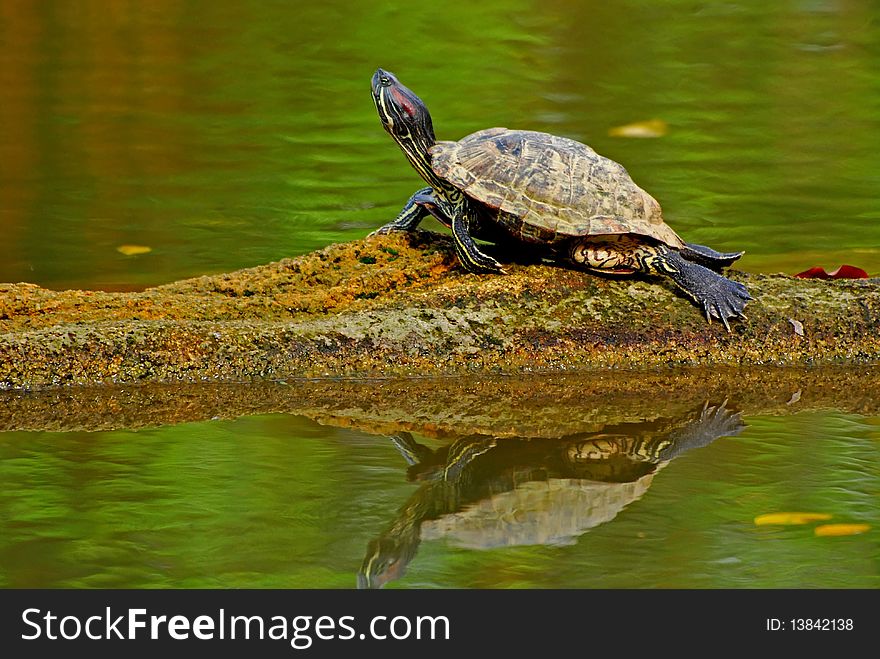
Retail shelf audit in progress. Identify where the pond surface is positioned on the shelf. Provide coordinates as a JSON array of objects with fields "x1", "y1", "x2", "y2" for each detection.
[
  {"x1": 0, "y1": 0, "x2": 878, "y2": 588},
  {"x1": 0, "y1": 388, "x2": 878, "y2": 589}
]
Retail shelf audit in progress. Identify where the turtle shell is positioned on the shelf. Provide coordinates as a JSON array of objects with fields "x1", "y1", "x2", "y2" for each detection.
[
  {"x1": 420, "y1": 473, "x2": 658, "y2": 549},
  {"x1": 429, "y1": 127, "x2": 685, "y2": 248}
]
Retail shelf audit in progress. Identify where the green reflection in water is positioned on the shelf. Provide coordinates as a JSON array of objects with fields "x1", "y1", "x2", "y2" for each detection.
[
  {"x1": 0, "y1": 416, "x2": 410, "y2": 588},
  {"x1": 1, "y1": 0, "x2": 878, "y2": 289},
  {"x1": 0, "y1": 408, "x2": 877, "y2": 589}
]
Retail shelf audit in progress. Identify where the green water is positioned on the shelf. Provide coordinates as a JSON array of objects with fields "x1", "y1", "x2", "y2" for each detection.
[
  {"x1": 0, "y1": 405, "x2": 878, "y2": 589},
  {"x1": 2, "y1": 0, "x2": 879, "y2": 288},
  {"x1": 1, "y1": 0, "x2": 879, "y2": 588}
]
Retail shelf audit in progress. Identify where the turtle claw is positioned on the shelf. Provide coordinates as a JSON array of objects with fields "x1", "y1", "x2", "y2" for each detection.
[
  {"x1": 707, "y1": 277, "x2": 750, "y2": 330},
  {"x1": 720, "y1": 310, "x2": 731, "y2": 333},
  {"x1": 734, "y1": 282, "x2": 752, "y2": 301},
  {"x1": 703, "y1": 301, "x2": 732, "y2": 332},
  {"x1": 469, "y1": 255, "x2": 506, "y2": 275},
  {"x1": 455, "y1": 254, "x2": 505, "y2": 275},
  {"x1": 479, "y1": 253, "x2": 507, "y2": 275},
  {"x1": 368, "y1": 225, "x2": 406, "y2": 238},
  {"x1": 450, "y1": 220, "x2": 506, "y2": 274}
]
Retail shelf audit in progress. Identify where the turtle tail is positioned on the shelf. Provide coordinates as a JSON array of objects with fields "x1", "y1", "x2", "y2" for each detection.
[{"x1": 680, "y1": 242, "x2": 744, "y2": 270}]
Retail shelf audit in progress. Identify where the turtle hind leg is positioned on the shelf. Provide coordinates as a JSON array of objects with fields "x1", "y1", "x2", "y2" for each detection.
[
  {"x1": 569, "y1": 237, "x2": 750, "y2": 329},
  {"x1": 647, "y1": 247, "x2": 751, "y2": 330},
  {"x1": 680, "y1": 242, "x2": 744, "y2": 270}
]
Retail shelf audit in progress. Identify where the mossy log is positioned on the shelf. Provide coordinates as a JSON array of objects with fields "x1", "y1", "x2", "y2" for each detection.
[{"x1": 1, "y1": 231, "x2": 878, "y2": 390}]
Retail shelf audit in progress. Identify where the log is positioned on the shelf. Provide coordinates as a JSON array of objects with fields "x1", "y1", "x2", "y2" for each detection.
[{"x1": 1, "y1": 230, "x2": 878, "y2": 390}]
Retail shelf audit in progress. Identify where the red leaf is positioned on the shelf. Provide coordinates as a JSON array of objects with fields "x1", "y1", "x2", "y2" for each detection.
[
  {"x1": 795, "y1": 266, "x2": 830, "y2": 279},
  {"x1": 795, "y1": 264, "x2": 869, "y2": 279},
  {"x1": 828, "y1": 265, "x2": 868, "y2": 279}
]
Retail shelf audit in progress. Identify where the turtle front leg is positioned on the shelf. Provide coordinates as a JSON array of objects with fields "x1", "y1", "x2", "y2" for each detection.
[
  {"x1": 569, "y1": 236, "x2": 750, "y2": 330},
  {"x1": 370, "y1": 187, "x2": 450, "y2": 235},
  {"x1": 451, "y1": 210, "x2": 506, "y2": 274}
]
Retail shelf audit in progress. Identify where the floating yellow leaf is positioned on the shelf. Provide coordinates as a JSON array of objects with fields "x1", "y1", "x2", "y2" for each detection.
[
  {"x1": 117, "y1": 245, "x2": 152, "y2": 256},
  {"x1": 608, "y1": 118, "x2": 669, "y2": 138},
  {"x1": 754, "y1": 512, "x2": 832, "y2": 526},
  {"x1": 814, "y1": 524, "x2": 870, "y2": 537}
]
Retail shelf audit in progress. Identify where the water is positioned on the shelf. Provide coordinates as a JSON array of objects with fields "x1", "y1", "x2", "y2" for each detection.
[
  {"x1": 2, "y1": 0, "x2": 879, "y2": 288},
  {"x1": 1, "y1": 0, "x2": 879, "y2": 588},
  {"x1": 0, "y1": 384, "x2": 878, "y2": 589}
]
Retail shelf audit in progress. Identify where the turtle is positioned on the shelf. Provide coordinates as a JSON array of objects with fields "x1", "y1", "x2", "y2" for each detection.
[
  {"x1": 357, "y1": 400, "x2": 744, "y2": 588},
  {"x1": 369, "y1": 68, "x2": 751, "y2": 329}
]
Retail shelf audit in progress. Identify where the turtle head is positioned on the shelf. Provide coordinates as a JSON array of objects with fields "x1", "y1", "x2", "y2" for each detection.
[
  {"x1": 357, "y1": 535, "x2": 415, "y2": 590},
  {"x1": 372, "y1": 68, "x2": 436, "y2": 162}
]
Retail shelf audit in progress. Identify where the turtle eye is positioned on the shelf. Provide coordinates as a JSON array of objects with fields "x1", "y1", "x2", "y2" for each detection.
[{"x1": 380, "y1": 75, "x2": 390, "y2": 86}]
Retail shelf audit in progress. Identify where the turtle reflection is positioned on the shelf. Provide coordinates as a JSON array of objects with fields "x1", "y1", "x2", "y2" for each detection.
[{"x1": 358, "y1": 401, "x2": 744, "y2": 588}]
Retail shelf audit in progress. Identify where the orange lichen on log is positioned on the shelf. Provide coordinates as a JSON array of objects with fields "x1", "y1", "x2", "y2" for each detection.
[{"x1": 1, "y1": 231, "x2": 878, "y2": 390}]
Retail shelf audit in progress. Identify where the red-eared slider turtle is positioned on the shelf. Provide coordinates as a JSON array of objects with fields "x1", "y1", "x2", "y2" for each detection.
[
  {"x1": 370, "y1": 68, "x2": 751, "y2": 328},
  {"x1": 358, "y1": 401, "x2": 744, "y2": 588}
]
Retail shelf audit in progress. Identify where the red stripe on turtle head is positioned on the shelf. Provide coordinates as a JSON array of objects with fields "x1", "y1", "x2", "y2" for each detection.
[{"x1": 390, "y1": 87, "x2": 417, "y2": 118}]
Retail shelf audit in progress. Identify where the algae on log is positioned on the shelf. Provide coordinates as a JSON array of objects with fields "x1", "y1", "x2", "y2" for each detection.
[{"x1": 0, "y1": 230, "x2": 878, "y2": 389}]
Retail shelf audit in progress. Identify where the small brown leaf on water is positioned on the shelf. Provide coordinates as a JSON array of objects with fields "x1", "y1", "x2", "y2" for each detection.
[
  {"x1": 754, "y1": 512, "x2": 832, "y2": 526},
  {"x1": 608, "y1": 119, "x2": 669, "y2": 138},
  {"x1": 814, "y1": 523, "x2": 870, "y2": 537},
  {"x1": 117, "y1": 245, "x2": 152, "y2": 256}
]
